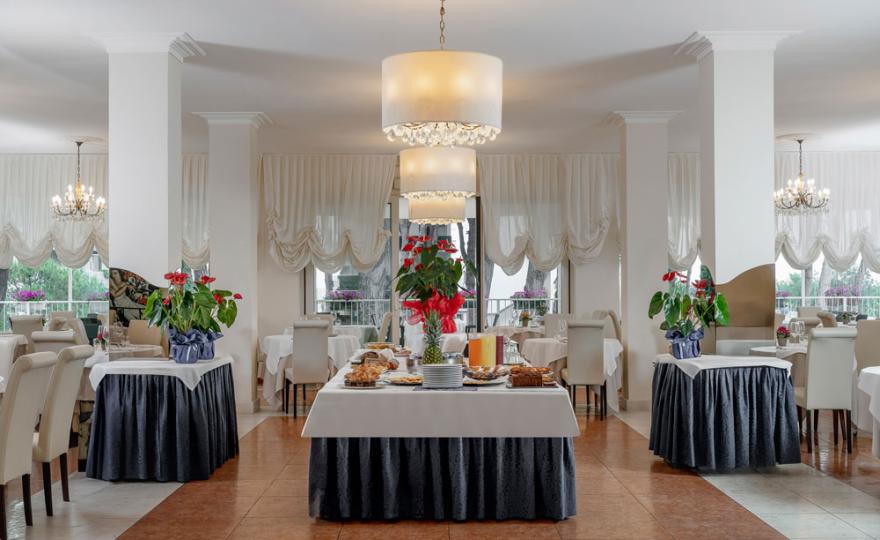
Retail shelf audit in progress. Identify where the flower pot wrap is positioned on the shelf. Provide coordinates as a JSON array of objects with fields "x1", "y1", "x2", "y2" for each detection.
[
  {"x1": 168, "y1": 328, "x2": 223, "y2": 364},
  {"x1": 666, "y1": 328, "x2": 704, "y2": 360}
]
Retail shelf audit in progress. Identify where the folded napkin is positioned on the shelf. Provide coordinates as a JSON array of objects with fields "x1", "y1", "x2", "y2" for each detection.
[{"x1": 378, "y1": 348, "x2": 396, "y2": 362}]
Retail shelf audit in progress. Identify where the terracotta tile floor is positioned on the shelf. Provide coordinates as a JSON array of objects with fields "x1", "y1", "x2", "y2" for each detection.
[{"x1": 117, "y1": 395, "x2": 785, "y2": 540}]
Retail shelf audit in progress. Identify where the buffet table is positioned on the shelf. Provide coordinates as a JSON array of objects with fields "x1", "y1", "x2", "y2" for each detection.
[
  {"x1": 86, "y1": 355, "x2": 238, "y2": 482},
  {"x1": 650, "y1": 354, "x2": 801, "y2": 470},
  {"x1": 334, "y1": 324, "x2": 379, "y2": 345},
  {"x1": 857, "y1": 367, "x2": 880, "y2": 458},
  {"x1": 303, "y1": 363, "x2": 579, "y2": 521},
  {"x1": 520, "y1": 337, "x2": 624, "y2": 412}
]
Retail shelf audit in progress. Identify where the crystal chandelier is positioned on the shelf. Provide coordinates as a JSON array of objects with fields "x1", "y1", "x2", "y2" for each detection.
[
  {"x1": 51, "y1": 141, "x2": 106, "y2": 221},
  {"x1": 773, "y1": 138, "x2": 830, "y2": 215},
  {"x1": 381, "y1": 0, "x2": 503, "y2": 147},
  {"x1": 399, "y1": 146, "x2": 476, "y2": 200}
]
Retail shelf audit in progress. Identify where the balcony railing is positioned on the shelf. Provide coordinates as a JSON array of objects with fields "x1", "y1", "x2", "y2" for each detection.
[
  {"x1": 775, "y1": 296, "x2": 880, "y2": 319},
  {"x1": 1, "y1": 300, "x2": 110, "y2": 332}
]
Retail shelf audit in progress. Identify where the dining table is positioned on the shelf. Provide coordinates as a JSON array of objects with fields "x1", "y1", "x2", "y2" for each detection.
[
  {"x1": 333, "y1": 324, "x2": 379, "y2": 345},
  {"x1": 260, "y1": 332, "x2": 361, "y2": 409},
  {"x1": 857, "y1": 367, "x2": 880, "y2": 458},
  {"x1": 86, "y1": 355, "x2": 238, "y2": 482},
  {"x1": 519, "y1": 337, "x2": 624, "y2": 413},
  {"x1": 485, "y1": 325, "x2": 545, "y2": 339},
  {"x1": 303, "y1": 362, "x2": 579, "y2": 521},
  {"x1": 650, "y1": 354, "x2": 801, "y2": 470}
]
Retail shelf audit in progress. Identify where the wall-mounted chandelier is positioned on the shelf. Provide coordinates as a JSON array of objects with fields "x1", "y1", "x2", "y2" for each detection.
[
  {"x1": 51, "y1": 140, "x2": 106, "y2": 221},
  {"x1": 381, "y1": 0, "x2": 502, "y2": 147},
  {"x1": 774, "y1": 138, "x2": 830, "y2": 215}
]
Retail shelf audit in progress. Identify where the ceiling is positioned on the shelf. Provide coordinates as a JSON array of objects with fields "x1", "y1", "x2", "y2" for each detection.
[{"x1": 1, "y1": 0, "x2": 879, "y2": 154}]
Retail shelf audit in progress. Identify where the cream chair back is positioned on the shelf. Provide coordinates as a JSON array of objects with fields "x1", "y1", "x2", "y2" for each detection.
[
  {"x1": 291, "y1": 320, "x2": 330, "y2": 385},
  {"x1": 591, "y1": 310, "x2": 622, "y2": 340},
  {"x1": 0, "y1": 352, "x2": 56, "y2": 484},
  {"x1": 804, "y1": 327, "x2": 856, "y2": 410},
  {"x1": 378, "y1": 312, "x2": 392, "y2": 342},
  {"x1": 543, "y1": 314, "x2": 562, "y2": 336},
  {"x1": 0, "y1": 339, "x2": 17, "y2": 393},
  {"x1": 33, "y1": 345, "x2": 92, "y2": 463},
  {"x1": 716, "y1": 339, "x2": 775, "y2": 356},
  {"x1": 48, "y1": 311, "x2": 76, "y2": 323},
  {"x1": 798, "y1": 307, "x2": 822, "y2": 318},
  {"x1": 8, "y1": 315, "x2": 44, "y2": 353},
  {"x1": 855, "y1": 320, "x2": 880, "y2": 372},
  {"x1": 817, "y1": 311, "x2": 837, "y2": 328},
  {"x1": 565, "y1": 320, "x2": 605, "y2": 385},
  {"x1": 128, "y1": 320, "x2": 162, "y2": 346}
]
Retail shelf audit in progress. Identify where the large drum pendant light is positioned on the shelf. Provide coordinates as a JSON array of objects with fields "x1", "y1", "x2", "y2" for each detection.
[
  {"x1": 399, "y1": 146, "x2": 476, "y2": 200},
  {"x1": 408, "y1": 197, "x2": 466, "y2": 225},
  {"x1": 381, "y1": 0, "x2": 502, "y2": 147}
]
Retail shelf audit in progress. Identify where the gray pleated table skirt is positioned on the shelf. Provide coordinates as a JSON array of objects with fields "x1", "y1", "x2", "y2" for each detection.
[
  {"x1": 86, "y1": 363, "x2": 239, "y2": 482},
  {"x1": 309, "y1": 437, "x2": 576, "y2": 520},
  {"x1": 649, "y1": 363, "x2": 801, "y2": 470}
]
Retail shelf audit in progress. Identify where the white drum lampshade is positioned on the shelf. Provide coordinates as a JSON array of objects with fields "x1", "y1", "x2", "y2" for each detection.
[
  {"x1": 400, "y1": 146, "x2": 476, "y2": 200},
  {"x1": 408, "y1": 197, "x2": 466, "y2": 225},
  {"x1": 382, "y1": 50, "x2": 502, "y2": 147}
]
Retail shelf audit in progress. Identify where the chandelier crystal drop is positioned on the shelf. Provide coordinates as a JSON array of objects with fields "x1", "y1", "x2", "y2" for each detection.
[
  {"x1": 381, "y1": 0, "x2": 502, "y2": 147},
  {"x1": 51, "y1": 141, "x2": 106, "y2": 221},
  {"x1": 773, "y1": 139, "x2": 830, "y2": 216}
]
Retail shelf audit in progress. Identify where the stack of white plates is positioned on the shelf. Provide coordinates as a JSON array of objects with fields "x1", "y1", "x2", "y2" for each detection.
[{"x1": 421, "y1": 364, "x2": 463, "y2": 389}]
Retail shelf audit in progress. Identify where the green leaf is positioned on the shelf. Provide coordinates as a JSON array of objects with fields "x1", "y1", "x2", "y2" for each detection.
[
  {"x1": 648, "y1": 291, "x2": 664, "y2": 318},
  {"x1": 714, "y1": 294, "x2": 730, "y2": 326}
]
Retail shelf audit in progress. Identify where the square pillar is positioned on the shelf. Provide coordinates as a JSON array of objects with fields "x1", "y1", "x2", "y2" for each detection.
[
  {"x1": 196, "y1": 112, "x2": 269, "y2": 413},
  {"x1": 613, "y1": 111, "x2": 678, "y2": 408},
  {"x1": 678, "y1": 31, "x2": 796, "y2": 283},
  {"x1": 93, "y1": 32, "x2": 205, "y2": 283}
]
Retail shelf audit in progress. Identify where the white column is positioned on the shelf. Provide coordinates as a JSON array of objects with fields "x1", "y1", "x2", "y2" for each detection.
[
  {"x1": 196, "y1": 112, "x2": 269, "y2": 413},
  {"x1": 678, "y1": 31, "x2": 796, "y2": 283},
  {"x1": 613, "y1": 111, "x2": 678, "y2": 408},
  {"x1": 93, "y1": 33, "x2": 205, "y2": 283}
]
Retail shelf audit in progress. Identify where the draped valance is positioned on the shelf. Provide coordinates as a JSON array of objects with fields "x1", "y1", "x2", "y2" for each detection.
[
  {"x1": 262, "y1": 154, "x2": 396, "y2": 273},
  {"x1": 667, "y1": 154, "x2": 700, "y2": 271},
  {"x1": 0, "y1": 153, "x2": 209, "y2": 269},
  {"x1": 478, "y1": 154, "x2": 618, "y2": 274}
]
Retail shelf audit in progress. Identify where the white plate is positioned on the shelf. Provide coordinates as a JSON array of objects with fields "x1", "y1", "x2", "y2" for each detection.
[
  {"x1": 463, "y1": 377, "x2": 507, "y2": 386},
  {"x1": 341, "y1": 382, "x2": 386, "y2": 390}
]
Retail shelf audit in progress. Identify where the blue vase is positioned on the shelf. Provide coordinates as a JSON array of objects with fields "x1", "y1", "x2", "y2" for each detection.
[
  {"x1": 666, "y1": 328, "x2": 704, "y2": 360},
  {"x1": 167, "y1": 328, "x2": 223, "y2": 364}
]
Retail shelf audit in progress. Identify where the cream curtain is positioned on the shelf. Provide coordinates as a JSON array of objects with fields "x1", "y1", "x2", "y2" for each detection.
[
  {"x1": 0, "y1": 153, "x2": 209, "y2": 269},
  {"x1": 478, "y1": 154, "x2": 617, "y2": 274},
  {"x1": 0, "y1": 154, "x2": 109, "y2": 268},
  {"x1": 667, "y1": 153, "x2": 700, "y2": 271},
  {"x1": 262, "y1": 154, "x2": 396, "y2": 273},
  {"x1": 775, "y1": 151, "x2": 880, "y2": 272},
  {"x1": 182, "y1": 154, "x2": 210, "y2": 268}
]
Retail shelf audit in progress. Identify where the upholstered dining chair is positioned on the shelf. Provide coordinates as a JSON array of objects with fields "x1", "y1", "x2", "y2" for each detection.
[
  {"x1": 796, "y1": 327, "x2": 857, "y2": 454},
  {"x1": 855, "y1": 320, "x2": 880, "y2": 372},
  {"x1": 0, "y1": 339, "x2": 17, "y2": 395},
  {"x1": 715, "y1": 339, "x2": 775, "y2": 356},
  {"x1": 32, "y1": 345, "x2": 92, "y2": 516},
  {"x1": 284, "y1": 320, "x2": 330, "y2": 417},
  {"x1": 561, "y1": 320, "x2": 607, "y2": 419},
  {"x1": 127, "y1": 319, "x2": 162, "y2": 346},
  {"x1": 8, "y1": 315, "x2": 44, "y2": 353},
  {"x1": 543, "y1": 314, "x2": 563, "y2": 337},
  {"x1": 798, "y1": 306, "x2": 823, "y2": 318},
  {"x1": 378, "y1": 311, "x2": 392, "y2": 343},
  {"x1": 591, "y1": 309, "x2": 622, "y2": 341},
  {"x1": 816, "y1": 311, "x2": 837, "y2": 328},
  {"x1": 0, "y1": 352, "x2": 56, "y2": 538}
]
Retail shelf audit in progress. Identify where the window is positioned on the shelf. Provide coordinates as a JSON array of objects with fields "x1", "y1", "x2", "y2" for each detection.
[
  {"x1": 775, "y1": 254, "x2": 880, "y2": 318},
  {"x1": 484, "y1": 261, "x2": 560, "y2": 328}
]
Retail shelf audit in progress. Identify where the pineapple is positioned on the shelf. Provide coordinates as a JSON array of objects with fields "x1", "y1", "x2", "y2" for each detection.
[{"x1": 422, "y1": 310, "x2": 443, "y2": 364}]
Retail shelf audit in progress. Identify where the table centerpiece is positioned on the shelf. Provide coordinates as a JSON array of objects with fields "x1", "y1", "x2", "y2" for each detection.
[
  {"x1": 776, "y1": 325, "x2": 790, "y2": 346},
  {"x1": 648, "y1": 265, "x2": 729, "y2": 359},
  {"x1": 144, "y1": 272, "x2": 242, "y2": 363}
]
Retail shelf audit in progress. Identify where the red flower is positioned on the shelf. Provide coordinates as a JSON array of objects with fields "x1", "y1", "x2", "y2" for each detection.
[
  {"x1": 437, "y1": 239, "x2": 448, "y2": 248},
  {"x1": 403, "y1": 258, "x2": 413, "y2": 268},
  {"x1": 213, "y1": 293, "x2": 224, "y2": 304},
  {"x1": 695, "y1": 290, "x2": 706, "y2": 299},
  {"x1": 445, "y1": 247, "x2": 458, "y2": 254},
  {"x1": 200, "y1": 276, "x2": 217, "y2": 284},
  {"x1": 661, "y1": 271, "x2": 676, "y2": 282},
  {"x1": 163, "y1": 272, "x2": 175, "y2": 280},
  {"x1": 418, "y1": 235, "x2": 430, "y2": 242},
  {"x1": 455, "y1": 258, "x2": 463, "y2": 263},
  {"x1": 407, "y1": 235, "x2": 418, "y2": 242},
  {"x1": 162, "y1": 297, "x2": 170, "y2": 306},
  {"x1": 414, "y1": 246, "x2": 423, "y2": 254},
  {"x1": 233, "y1": 293, "x2": 242, "y2": 300},
  {"x1": 170, "y1": 272, "x2": 188, "y2": 286},
  {"x1": 692, "y1": 279, "x2": 708, "y2": 290},
  {"x1": 402, "y1": 243, "x2": 414, "y2": 252},
  {"x1": 415, "y1": 263, "x2": 424, "y2": 271}
]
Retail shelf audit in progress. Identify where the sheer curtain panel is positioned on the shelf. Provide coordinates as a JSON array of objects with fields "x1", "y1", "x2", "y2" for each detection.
[
  {"x1": 667, "y1": 153, "x2": 700, "y2": 271},
  {"x1": 182, "y1": 154, "x2": 210, "y2": 268},
  {"x1": 0, "y1": 154, "x2": 109, "y2": 268},
  {"x1": 262, "y1": 154, "x2": 396, "y2": 273},
  {"x1": 478, "y1": 154, "x2": 617, "y2": 274},
  {"x1": 775, "y1": 151, "x2": 880, "y2": 272}
]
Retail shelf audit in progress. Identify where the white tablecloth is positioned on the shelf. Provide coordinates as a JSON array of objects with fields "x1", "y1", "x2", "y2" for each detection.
[
  {"x1": 0, "y1": 334, "x2": 28, "y2": 346},
  {"x1": 656, "y1": 354, "x2": 792, "y2": 379},
  {"x1": 259, "y1": 333, "x2": 361, "y2": 409},
  {"x1": 518, "y1": 337, "x2": 623, "y2": 413},
  {"x1": 80, "y1": 345, "x2": 165, "y2": 401},
  {"x1": 302, "y1": 363, "x2": 579, "y2": 438},
  {"x1": 89, "y1": 355, "x2": 233, "y2": 391},
  {"x1": 334, "y1": 325, "x2": 378, "y2": 344},
  {"x1": 857, "y1": 367, "x2": 880, "y2": 457}
]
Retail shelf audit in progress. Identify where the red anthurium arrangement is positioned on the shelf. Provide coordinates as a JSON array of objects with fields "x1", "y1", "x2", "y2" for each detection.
[{"x1": 394, "y1": 236, "x2": 475, "y2": 333}]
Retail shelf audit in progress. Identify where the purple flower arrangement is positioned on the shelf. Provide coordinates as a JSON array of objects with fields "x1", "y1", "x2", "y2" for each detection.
[
  {"x1": 13, "y1": 289, "x2": 46, "y2": 302},
  {"x1": 511, "y1": 288, "x2": 548, "y2": 310},
  {"x1": 462, "y1": 288, "x2": 477, "y2": 299},
  {"x1": 325, "y1": 289, "x2": 365, "y2": 301},
  {"x1": 775, "y1": 290, "x2": 791, "y2": 298},
  {"x1": 511, "y1": 288, "x2": 548, "y2": 299},
  {"x1": 87, "y1": 291, "x2": 110, "y2": 301},
  {"x1": 825, "y1": 285, "x2": 861, "y2": 297}
]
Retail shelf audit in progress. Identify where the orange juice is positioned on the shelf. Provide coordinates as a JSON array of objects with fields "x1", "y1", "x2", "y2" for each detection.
[{"x1": 468, "y1": 338, "x2": 483, "y2": 366}]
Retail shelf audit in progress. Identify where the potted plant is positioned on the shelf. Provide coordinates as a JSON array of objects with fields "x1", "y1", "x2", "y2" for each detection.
[
  {"x1": 511, "y1": 288, "x2": 547, "y2": 312},
  {"x1": 144, "y1": 272, "x2": 242, "y2": 363},
  {"x1": 13, "y1": 289, "x2": 47, "y2": 315},
  {"x1": 776, "y1": 325, "x2": 790, "y2": 347},
  {"x1": 648, "y1": 266, "x2": 730, "y2": 359},
  {"x1": 519, "y1": 310, "x2": 532, "y2": 327}
]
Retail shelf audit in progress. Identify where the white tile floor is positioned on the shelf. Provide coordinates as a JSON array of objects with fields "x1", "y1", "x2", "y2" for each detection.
[{"x1": 616, "y1": 409, "x2": 880, "y2": 540}]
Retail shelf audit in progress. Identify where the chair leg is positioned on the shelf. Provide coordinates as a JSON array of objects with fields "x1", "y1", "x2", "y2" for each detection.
[
  {"x1": 60, "y1": 454, "x2": 69, "y2": 502},
  {"x1": 1, "y1": 483, "x2": 6, "y2": 540},
  {"x1": 845, "y1": 410, "x2": 852, "y2": 454},
  {"x1": 282, "y1": 379, "x2": 288, "y2": 414},
  {"x1": 602, "y1": 382, "x2": 607, "y2": 420},
  {"x1": 797, "y1": 406, "x2": 803, "y2": 439},
  {"x1": 21, "y1": 474, "x2": 32, "y2": 526},
  {"x1": 572, "y1": 385, "x2": 576, "y2": 411},
  {"x1": 833, "y1": 410, "x2": 839, "y2": 446},
  {"x1": 302, "y1": 384, "x2": 307, "y2": 403},
  {"x1": 42, "y1": 462, "x2": 53, "y2": 516},
  {"x1": 805, "y1": 409, "x2": 813, "y2": 454},
  {"x1": 293, "y1": 384, "x2": 298, "y2": 418},
  {"x1": 813, "y1": 410, "x2": 819, "y2": 444}
]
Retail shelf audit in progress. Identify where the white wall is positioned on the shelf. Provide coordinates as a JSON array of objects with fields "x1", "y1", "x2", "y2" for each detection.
[
  {"x1": 569, "y1": 215, "x2": 621, "y2": 319},
  {"x1": 257, "y1": 189, "x2": 303, "y2": 340}
]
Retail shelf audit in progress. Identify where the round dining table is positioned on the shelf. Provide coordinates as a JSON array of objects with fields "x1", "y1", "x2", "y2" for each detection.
[{"x1": 857, "y1": 367, "x2": 880, "y2": 458}]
